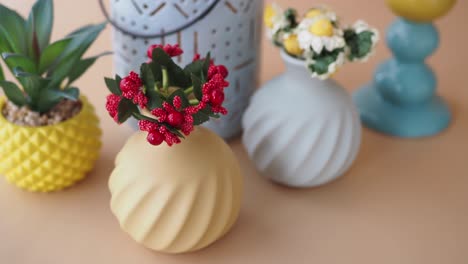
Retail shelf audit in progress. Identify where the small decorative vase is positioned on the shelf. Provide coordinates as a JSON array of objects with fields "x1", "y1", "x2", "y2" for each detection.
[
  {"x1": 353, "y1": 0, "x2": 456, "y2": 138},
  {"x1": 0, "y1": 96, "x2": 102, "y2": 192},
  {"x1": 109, "y1": 127, "x2": 243, "y2": 254},
  {"x1": 242, "y1": 51, "x2": 361, "y2": 188},
  {"x1": 102, "y1": 0, "x2": 263, "y2": 139}
]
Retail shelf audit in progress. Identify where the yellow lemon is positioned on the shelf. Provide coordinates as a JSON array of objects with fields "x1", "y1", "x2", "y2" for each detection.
[
  {"x1": 283, "y1": 34, "x2": 303, "y2": 56},
  {"x1": 264, "y1": 5, "x2": 277, "y2": 29},
  {"x1": 309, "y1": 18, "x2": 334, "y2": 37},
  {"x1": 305, "y1": 9, "x2": 323, "y2": 19},
  {"x1": 386, "y1": 0, "x2": 456, "y2": 22}
]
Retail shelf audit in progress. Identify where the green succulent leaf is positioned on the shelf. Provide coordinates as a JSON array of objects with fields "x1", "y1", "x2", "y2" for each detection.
[
  {"x1": 0, "y1": 80, "x2": 27, "y2": 106},
  {"x1": 37, "y1": 87, "x2": 79, "y2": 113},
  {"x1": 13, "y1": 67, "x2": 41, "y2": 106},
  {"x1": 27, "y1": 0, "x2": 53, "y2": 53},
  {"x1": 2, "y1": 52, "x2": 37, "y2": 73},
  {"x1": 149, "y1": 60, "x2": 163, "y2": 82},
  {"x1": 0, "y1": 4, "x2": 27, "y2": 54},
  {"x1": 38, "y1": 38, "x2": 72, "y2": 73},
  {"x1": 117, "y1": 98, "x2": 138, "y2": 123},
  {"x1": 67, "y1": 51, "x2": 112, "y2": 85},
  {"x1": 191, "y1": 74, "x2": 203, "y2": 101},
  {"x1": 58, "y1": 22, "x2": 106, "y2": 61},
  {"x1": 0, "y1": 64, "x2": 4, "y2": 81},
  {"x1": 46, "y1": 23, "x2": 106, "y2": 88},
  {"x1": 152, "y1": 48, "x2": 190, "y2": 88},
  {"x1": 104, "y1": 77, "x2": 121, "y2": 96},
  {"x1": 0, "y1": 26, "x2": 13, "y2": 52}
]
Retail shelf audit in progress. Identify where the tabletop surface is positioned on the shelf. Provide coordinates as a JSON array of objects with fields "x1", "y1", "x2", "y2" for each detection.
[{"x1": 0, "y1": 0, "x2": 467, "y2": 263}]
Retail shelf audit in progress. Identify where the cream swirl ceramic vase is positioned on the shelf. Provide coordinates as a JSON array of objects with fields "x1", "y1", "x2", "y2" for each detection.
[
  {"x1": 109, "y1": 127, "x2": 243, "y2": 253},
  {"x1": 242, "y1": 51, "x2": 361, "y2": 188}
]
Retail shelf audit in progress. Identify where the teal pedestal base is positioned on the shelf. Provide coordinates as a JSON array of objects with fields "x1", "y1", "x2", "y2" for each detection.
[{"x1": 353, "y1": 84, "x2": 451, "y2": 138}]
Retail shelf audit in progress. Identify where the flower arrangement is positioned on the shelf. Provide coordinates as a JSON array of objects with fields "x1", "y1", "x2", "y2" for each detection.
[
  {"x1": 264, "y1": 3, "x2": 379, "y2": 79},
  {"x1": 104, "y1": 44, "x2": 229, "y2": 146}
]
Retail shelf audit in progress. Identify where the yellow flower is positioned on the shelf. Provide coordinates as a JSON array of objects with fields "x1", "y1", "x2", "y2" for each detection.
[
  {"x1": 309, "y1": 18, "x2": 334, "y2": 37},
  {"x1": 305, "y1": 9, "x2": 323, "y2": 19},
  {"x1": 264, "y1": 4, "x2": 277, "y2": 29},
  {"x1": 283, "y1": 34, "x2": 303, "y2": 56}
]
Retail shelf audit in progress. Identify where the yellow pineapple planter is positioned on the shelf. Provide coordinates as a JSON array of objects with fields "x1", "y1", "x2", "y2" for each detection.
[{"x1": 0, "y1": 96, "x2": 102, "y2": 192}]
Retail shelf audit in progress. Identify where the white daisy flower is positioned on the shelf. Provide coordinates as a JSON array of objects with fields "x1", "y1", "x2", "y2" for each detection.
[
  {"x1": 297, "y1": 17, "x2": 346, "y2": 55},
  {"x1": 304, "y1": 6, "x2": 338, "y2": 23},
  {"x1": 264, "y1": 3, "x2": 290, "y2": 42}
]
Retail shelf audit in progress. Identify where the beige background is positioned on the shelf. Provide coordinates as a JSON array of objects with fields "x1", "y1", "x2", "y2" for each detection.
[{"x1": 0, "y1": 0, "x2": 467, "y2": 263}]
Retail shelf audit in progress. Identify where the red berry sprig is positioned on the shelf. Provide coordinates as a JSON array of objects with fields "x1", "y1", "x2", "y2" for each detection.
[{"x1": 104, "y1": 44, "x2": 230, "y2": 146}]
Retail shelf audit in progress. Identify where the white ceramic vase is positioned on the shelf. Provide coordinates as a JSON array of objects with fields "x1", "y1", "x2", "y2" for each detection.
[
  {"x1": 242, "y1": 51, "x2": 362, "y2": 188},
  {"x1": 105, "y1": 0, "x2": 263, "y2": 139}
]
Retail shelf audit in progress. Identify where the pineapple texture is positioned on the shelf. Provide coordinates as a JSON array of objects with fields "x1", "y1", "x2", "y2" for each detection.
[{"x1": 0, "y1": 96, "x2": 102, "y2": 192}]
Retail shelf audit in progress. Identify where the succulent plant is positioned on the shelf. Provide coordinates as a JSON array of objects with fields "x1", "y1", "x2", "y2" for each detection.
[{"x1": 0, "y1": 0, "x2": 107, "y2": 114}]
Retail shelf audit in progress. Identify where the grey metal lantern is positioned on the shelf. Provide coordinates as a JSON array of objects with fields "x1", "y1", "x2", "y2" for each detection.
[{"x1": 100, "y1": 0, "x2": 264, "y2": 139}]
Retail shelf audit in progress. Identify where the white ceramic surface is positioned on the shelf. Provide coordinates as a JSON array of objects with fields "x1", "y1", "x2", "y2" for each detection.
[
  {"x1": 109, "y1": 0, "x2": 263, "y2": 139},
  {"x1": 242, "y1": 51, "x2": 362, "y2": 188}
]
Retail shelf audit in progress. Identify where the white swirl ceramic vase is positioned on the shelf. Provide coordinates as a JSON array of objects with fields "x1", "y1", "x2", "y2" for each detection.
[
  {"x1": 105, "y1": 0, "x2": 263, "y2": 139},
  {"x1": 242, "y1": 51, "x2": 362, "y2": 188},
  {"x1": 109, "y1": 127, "x2": 243, "y2": 254}
]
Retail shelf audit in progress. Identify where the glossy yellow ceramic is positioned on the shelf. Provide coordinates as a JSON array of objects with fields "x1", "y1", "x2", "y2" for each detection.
[
  {"x1": 0, "y1": 96, "x2": 102, "y2": 192},
  {"x1": 386, "y1": 0, "x2": 456, "y2": 22},
  {"x1": 109, "y1": 127, "x2": 243, "y2": 254}
]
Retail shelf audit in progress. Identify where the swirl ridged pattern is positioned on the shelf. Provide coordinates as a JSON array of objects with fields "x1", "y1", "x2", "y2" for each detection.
[
  {"x1": 0, "y1": 96, "x2": 102, "y2": 192},
  {"x1": 109, "y1": 127, "x2": 243, "y2": 254},
  {"x1": 242, "y1": 71, "x2": 361, "y2": 188}
]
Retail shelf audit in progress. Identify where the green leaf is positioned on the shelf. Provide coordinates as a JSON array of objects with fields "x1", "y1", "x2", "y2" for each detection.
[
  {"x1": 0, "y1": 64, "x2": 4, "y2": 81},
  {"x1": 37, "y1": 87, "x2": 79, "y2": 113},
  {"x1": 140, "y1": 63, "x2": 155, "y2": 92},
  {"x1": 0, "y1": 4, "x2": 27, "y2": 54},
  {"x1": 202, "y1": 53, "x2": 211, "y2": 79},
  {"x1": 0, "y1": 25, "x2": 13, "y2": 52},
  {"x1": 66, "y1": 24, "x2": 96, "y2": 37},
  {"x1": 192, "y1": 111, "x2": 210, "y2": 126},
  {"x1": 104, "y1": 77, "x2": 121, "y2": 95},
  {"x1": 27, "y1": 0, "x2": 53, "y2": 52},
  {"x1": 0, "y1": 80, "x2": 26, "y2": 106},
  {"x1": 184, "y1": 60, "x2": 204, "y2": 76},
  {"x1": 46, "y1": 23, "x2": 106, "y2": 88},
  {"x1": 38, "y1": 38, "x2": 72, "y2": 73},
  {"x1": 2, "y1": 52, "x2": 37, "y2": 73},
  {"x1": 67, "y1": 51, "x2": 112, "y2": 85},
  {"x1": 152, "y1": 48, "x2": 190, "y2": 88},
  {"x1": 149, "y1": 60, "x2": 163, "y2": 82},
  {"x1": 59, "y1": 22, "x2": 106, "y2": 60},
  {"x1": 191, "y1": 74, "x2": 203, "y2": 101},
  {"x1": 13, "y1": 67, "x2": 41, "y2": 106},
  {"x1": 117, "y1": 98, "x2": 138, "y2": 123}
]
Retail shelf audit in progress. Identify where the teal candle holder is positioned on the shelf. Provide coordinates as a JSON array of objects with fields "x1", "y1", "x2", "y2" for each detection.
[
  {"x1": 353, "y1": 19, "x2": 451, "y2": 138},
  {"x1": 353, "y1": 0, "x2": 456, "y2": 138}
]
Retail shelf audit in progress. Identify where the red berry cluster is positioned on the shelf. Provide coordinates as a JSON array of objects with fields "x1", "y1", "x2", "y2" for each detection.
[
  {"x1": 104, "y1": 44, "x2": 230, "y2": 147},
  {"x1": 147, "y1": 44, "x2": 183, "y2": 59}
]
